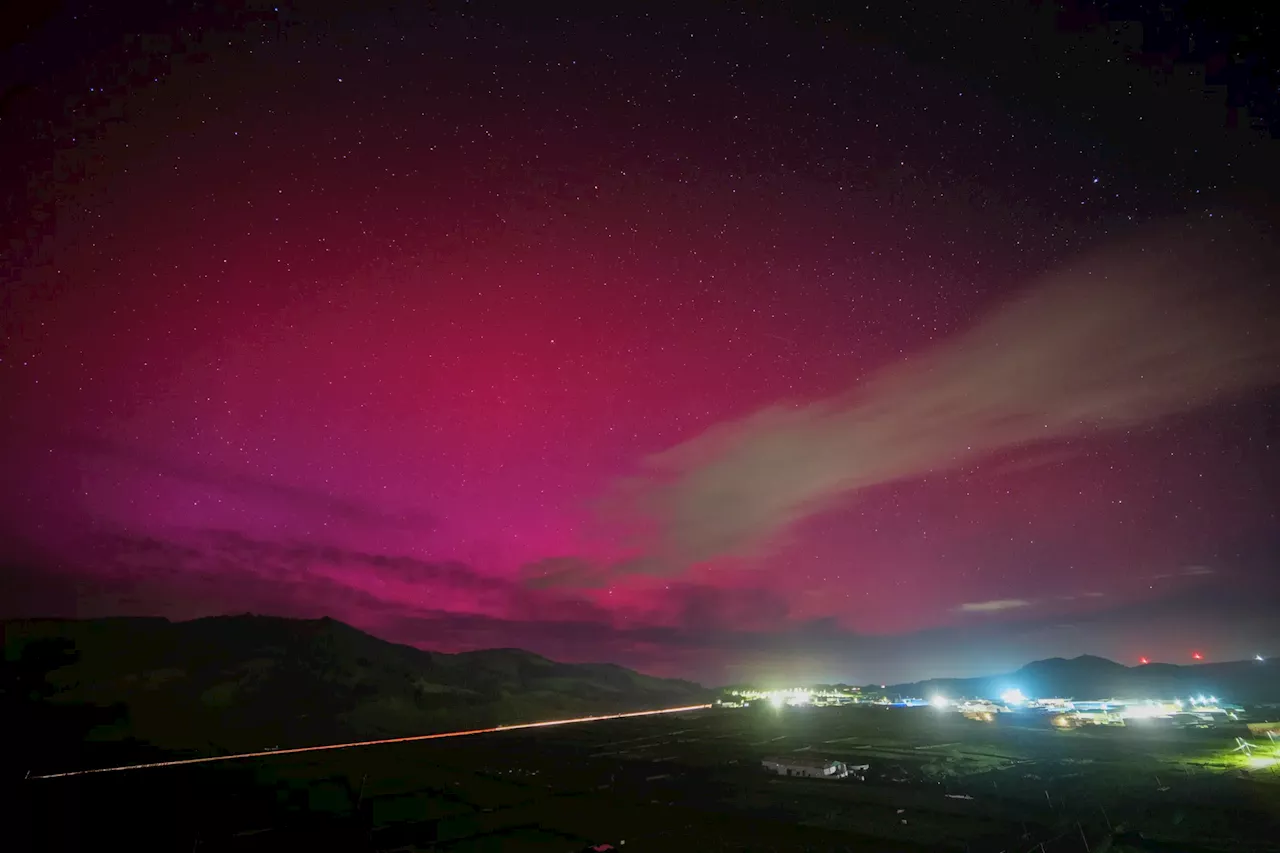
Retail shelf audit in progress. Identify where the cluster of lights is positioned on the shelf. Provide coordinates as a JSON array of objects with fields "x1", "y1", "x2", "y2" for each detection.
[
  {"x1": 727, "y1": 688, "x2": 814, "y2": 708},
  {"x1": 729, "y1": 686, "x2": 861, "y2": 708},
  {"x1": 727, "y1": 675, "x2": 1262, "y2": 725},
  {"x1": 1117, "y1": 700, "x2": 1176, "y2": 720},
  {"x1": 925, "y1": 690, "x2": 1240, "y2": 725},
  {"x1": 1059, "y1": 696, "x2": 1242, "y2": 725}
]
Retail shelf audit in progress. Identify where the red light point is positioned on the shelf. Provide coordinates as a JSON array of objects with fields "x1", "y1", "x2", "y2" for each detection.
[
  {"x1": 1192, "y1": 652, "x2": 1204, "y2": 661},
  {"x1": 1138, "y1": 657, "x2": 1149, "y2": 665}
]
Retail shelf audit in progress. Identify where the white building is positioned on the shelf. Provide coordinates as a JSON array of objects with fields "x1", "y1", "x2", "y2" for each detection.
[{"x1": 762, "y1": 756, "x2": 850, "y2": 778}]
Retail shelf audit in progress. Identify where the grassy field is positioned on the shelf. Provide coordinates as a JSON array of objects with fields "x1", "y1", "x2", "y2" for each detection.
[{"x1": 16, "y1": 705, "x2": 1280, "y2": 852}]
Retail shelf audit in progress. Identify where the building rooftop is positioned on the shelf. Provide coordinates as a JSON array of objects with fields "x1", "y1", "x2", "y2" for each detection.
[{"x1": 762, "y1": 755, "x2": 840, "y2": 770}]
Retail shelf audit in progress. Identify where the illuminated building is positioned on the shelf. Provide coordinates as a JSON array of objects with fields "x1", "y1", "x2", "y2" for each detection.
[{"x1": 761, "y1": 756, "x2": 851, "y2": 778}]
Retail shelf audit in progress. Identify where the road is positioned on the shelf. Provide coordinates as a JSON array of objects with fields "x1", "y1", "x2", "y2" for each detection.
[{"x1": 28, "y1": 703, "x2": 712, "y2": 779}]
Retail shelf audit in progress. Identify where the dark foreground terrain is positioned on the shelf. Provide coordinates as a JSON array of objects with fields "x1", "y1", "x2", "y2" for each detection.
[
  {"x1": 2, "y1": 615, "x2": 708, "y2": 763},
  {"x1": 14, "y1": 704, "x2": 1280, "y2": 853}
]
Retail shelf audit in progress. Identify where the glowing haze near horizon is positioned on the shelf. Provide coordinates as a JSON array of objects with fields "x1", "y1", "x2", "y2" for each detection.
[{"x1": 3, "y1": 1, "x2": 1279, "y2": 684}]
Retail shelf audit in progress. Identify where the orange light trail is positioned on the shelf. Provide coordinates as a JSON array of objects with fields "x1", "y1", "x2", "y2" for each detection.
[{"x1": 27, "y1": 704, "x2": 711, "y2": 780}]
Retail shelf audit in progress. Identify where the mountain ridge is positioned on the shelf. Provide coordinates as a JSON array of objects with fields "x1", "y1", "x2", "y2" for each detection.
[
  {"x1": 880, "y1": 653, "x2": 1278, "y2": 703},
  {"x1": 1, "y1": 614, "x2": 709, "y2": 770}
]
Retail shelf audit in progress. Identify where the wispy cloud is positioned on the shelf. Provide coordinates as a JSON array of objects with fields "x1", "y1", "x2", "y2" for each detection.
[
  {"x1": 1059, "y1": 591, "x2": 1107, "y2": 601},
  {"x1": 572, "y1": 214, "x2": 1279, "y2": 583},
  {"x1": 52, "y1": 432, "x2": 435, "y2": 531},
  {"x1": 957, "y1": 599, "x2": 1032, "y2": 613},
  {"x1": 55, "y1": 528, "x2": 604, "y2": 629},
  {"x1": 1147, "y1": 565, "x2": 1218, "y2": 581}
]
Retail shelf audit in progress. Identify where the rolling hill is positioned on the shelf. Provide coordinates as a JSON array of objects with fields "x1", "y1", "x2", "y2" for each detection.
[
  {"x1": 1, "y1": 615, "x2": 709, "y2": 767},
  {"x1": 881, "y1": 654, "x2": 1279, "y2": 704}
]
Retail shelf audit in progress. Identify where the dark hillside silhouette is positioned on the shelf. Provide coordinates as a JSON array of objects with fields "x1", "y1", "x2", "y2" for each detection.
[{"x1": 2, "y1": 615, "x2": 708, "y2": 771}]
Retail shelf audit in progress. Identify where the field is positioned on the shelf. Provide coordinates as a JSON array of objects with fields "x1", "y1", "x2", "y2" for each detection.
[{"x1": 16, "y1": 705, "x2": 1280, "y2": 852}]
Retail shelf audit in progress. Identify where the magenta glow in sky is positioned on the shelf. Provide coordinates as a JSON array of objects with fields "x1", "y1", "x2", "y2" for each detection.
[{"x1": 3, "y1": 1, "x2": 1279, "y2": 684}]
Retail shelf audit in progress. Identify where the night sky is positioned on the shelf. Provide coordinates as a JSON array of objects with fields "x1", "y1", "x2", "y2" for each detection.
[{"x1": 3, "y1": 1, "x2": 1279, "y2": 685}]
